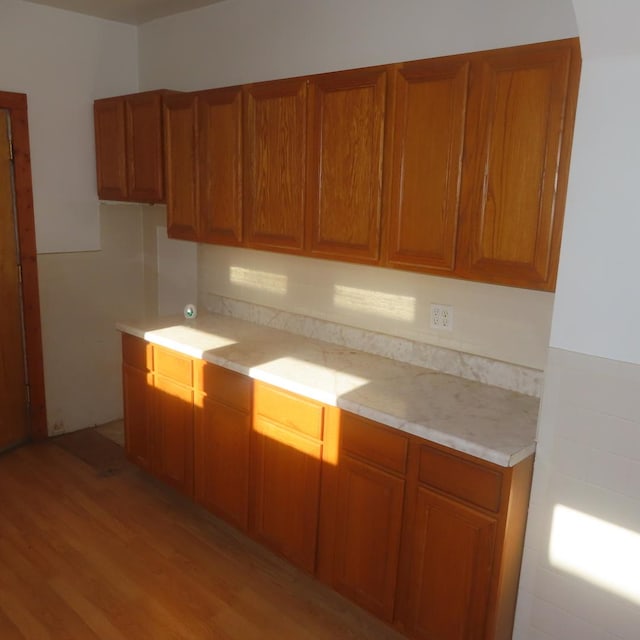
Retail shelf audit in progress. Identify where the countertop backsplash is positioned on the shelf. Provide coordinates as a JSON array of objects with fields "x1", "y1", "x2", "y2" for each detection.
[{"x1": 203, "y1": 293, "x2": 543, "y2": 398}]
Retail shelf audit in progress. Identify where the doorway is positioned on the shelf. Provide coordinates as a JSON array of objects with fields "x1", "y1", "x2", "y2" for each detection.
[
  {"x1": 0, "y1": 109, "x2": 28, "y2": 449},
  {"x1": 0, "y1": 91, "x2": 46, "y2": 450}
]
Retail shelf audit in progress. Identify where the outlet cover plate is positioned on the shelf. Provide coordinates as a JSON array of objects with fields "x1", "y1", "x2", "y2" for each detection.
[{"x1": 430, "y1": 303, "x2": 453, "y2": 331}]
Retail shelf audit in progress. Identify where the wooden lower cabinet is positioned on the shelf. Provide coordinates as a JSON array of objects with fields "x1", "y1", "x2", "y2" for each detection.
[
  {"x1": 318, "y1": 412, "x2": 408, "y2": 622},
  {"x1": 250, "y1": 383, "x2": 325, "y2": 573},
  {"x1": 122, "y1": 335, "x2": 153, "y2": 471},
  {"x1": 194, "y1": 362, "x2": 252, "y2": 531},
  {"x1": 121, "y1": 337, "x2": 533, "y2": 640},
  {"x1": 398, "y1": 487, "x2": 497, "y2": 640},
  {"x1": 153, "y1": 372, "x2": 194, "y2": 496}
]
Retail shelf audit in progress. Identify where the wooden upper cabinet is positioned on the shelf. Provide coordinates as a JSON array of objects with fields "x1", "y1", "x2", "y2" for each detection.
[
  {"x1": 126, "y1": 92, "x2": 166, "y2": 203},
  {"x1": 244, "y1": 78, "x2": 308, "y2": 253},
  {"x1": 198, "y1": 87, "x2": 243, "y2": 245},
  {"x1": 94, "y1": 98, "x2": 128, "y2": 200},
  {"x1": 94, "y1": 90, "x2": 167, "y2": 203},
  {"x1": 164, "y1": 93, "x2": 199, "y2": 240},
  {"x1": 306, "y1": 68, "x2": 387, "y2": 263},
  {"x1": 456, "y1": 38, "x2": 580, "y2": 290},
  {"x1": 383, "y1": 57, "x2": 470, "y2": 273}
]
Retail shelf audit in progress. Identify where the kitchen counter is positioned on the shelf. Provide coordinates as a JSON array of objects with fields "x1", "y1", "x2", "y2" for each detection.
[{"x1": 117, "y1": 313, "x2": 538, "y2": 467}]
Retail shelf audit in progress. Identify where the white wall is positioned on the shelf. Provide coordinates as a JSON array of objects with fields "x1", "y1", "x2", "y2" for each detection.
[
  {"x1": 550, "y1": 2, "x2": 640, "y2": 367},
  {"x1": 138, "y1": 0, "x2": 578, "y2": 371},
  {"x1": 0, "y1": 0, "x2": 138, "y2": 253},
  {"x1": 39, "y1": 205, "x2": 146, "y2": 433},
  {"x1": 139, "y1": 0, "x2": 577, "y2": 90},
  {"x1": 514, "y1": 2, "x2": 640, "y2": 638}
]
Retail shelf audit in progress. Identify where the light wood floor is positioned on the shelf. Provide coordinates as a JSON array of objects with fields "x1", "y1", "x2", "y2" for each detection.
[{"x1": 0, "y1": 438, "x2": 405, "y2": 640}]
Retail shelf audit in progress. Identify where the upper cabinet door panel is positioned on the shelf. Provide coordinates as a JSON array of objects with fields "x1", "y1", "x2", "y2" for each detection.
[
  {"x1": 384, "y1": 58, "x2": 469, "y2": 273},
  {"x1": 244, "y1": 78, "x2": 307, "y2": 253},
  {"x1": 164, "y1": 93, "x2": 199, "y2": 240},
  {"x1": 457, "y1": 39, "x2": 580, "y2": 290},
  {"x1": 198, "y1": 87, "x2": 243, "y2": 245},
  {"x1": 126, "y1": 92, "x2": 165, "y2": 203},
  {"x1": 94, "y1": 98, "x2": 128, "y2": 200},
  {"x1": 307, "y1": 68, "x2": 387, "y2": 263}
]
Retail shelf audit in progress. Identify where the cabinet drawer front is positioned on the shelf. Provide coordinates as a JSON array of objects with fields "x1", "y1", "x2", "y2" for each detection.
[
  {"x1": 341, "y1": 412, "x2": 408, "y2": 474},
  {"x1": 418, "y1": 445, "x2": 503, "y2": 513},
  {"x1": 196, "y1": 361, "x2": 252, "y2": 412},
  {"x1": 122, "y1": 334, "x2": 152, "y2": 371},
  {"x1": 254, "y1": 383, "x2": 324, "y2": 440},
  {"x1": 154, "y1": 346, "x2": 193, "y2": 386}
]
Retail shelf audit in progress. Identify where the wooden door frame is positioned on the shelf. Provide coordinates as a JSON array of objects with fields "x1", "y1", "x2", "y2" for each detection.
[{"x1": 1, "y1": 91, "x2": 47, "y2": 439}]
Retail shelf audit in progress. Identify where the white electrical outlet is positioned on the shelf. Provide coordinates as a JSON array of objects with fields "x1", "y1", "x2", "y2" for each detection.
[{"x1": 430, "y1": 303, "x2": 453, "y2": 331}]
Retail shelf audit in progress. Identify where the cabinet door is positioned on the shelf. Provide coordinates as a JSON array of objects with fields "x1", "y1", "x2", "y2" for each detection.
[
  {"x1": 194, "y1": 395, "x2": 250, "y2": 530},
  {"x1": 94, "y1": 98, "x2": 128, "y2": 200},
  {"x1": 251, "y1": 415, "x2": 323, "y2": 573},
  {"x1": 400, "y1": 487, "x2": 497, "y2": 640},
  {"x1": 384, "y1": 57, "x2": 469, "y2": 273},
  {"x1": 198, "y1": 87, "x2": 243, "y2": 245},
  {"x1": 244, "y1": 78, "x2": 307, "y2": 253},
  {"x1": 153, "y1": 374, "x2": 194, "y2": 496},
  {"x1": 307, "y1": 68, "x2": 387, "y2": 263},
  {"x1": 456, "y1": 39, "x2": 580, "y2": 290},
  {"x1": 126, "y1": 92, "x2": 165, "y2": 203},
  {"x1": 122, "y1": 364, "x2": 152, "y2": 470},
  {"x1": 332, "y1": 455, "x2": 405, "y2": 621},
  {"x1": 164, "y1": 93, "x2": 199, "y2": 240}
]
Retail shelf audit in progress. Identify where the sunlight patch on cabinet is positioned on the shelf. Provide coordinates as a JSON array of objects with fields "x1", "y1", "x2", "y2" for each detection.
[
  {"x1": 229, "y1": 266, "x2": 288, "y2": 295},
  {"x1": 549, "y1": 504, "x2": 640, "y2": 606},
  {"x1": 333, "y1": 285, "x2": 416, "y2": 322}
]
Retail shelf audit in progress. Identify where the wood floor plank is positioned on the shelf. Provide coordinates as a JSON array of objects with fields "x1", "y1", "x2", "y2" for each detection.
[{"x1": 0, "y1": 437, "x2": 405, "y2": 639}]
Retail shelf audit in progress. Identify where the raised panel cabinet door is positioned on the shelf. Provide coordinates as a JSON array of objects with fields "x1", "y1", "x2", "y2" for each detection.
[
  {"x1": 251, "y1": 416, "x2": 323, "y2": 573},
  {"x1": 331, "y1": 455, "x2": 405, "y2": 621},
  {"x1": 194, "y1": 395, "x2": 250, "y2": 530},
  {"x1": 94, "y1": 97, "x2": 128, "y2": 200},
  {"x1": 244, "y1": 78, "x2": 307, "y2": 253},
  {"x1": 307, "y1": 67, "x2": 387, "y2": 263},
  {"x1": 456, "y1": 39, "x2": 580, "y2": 290},
  {"x1": 384, "y1": 57, "x2": 470, "y2": 272},
  {"x1": 401, "y1": 487, "x2": 497, "y2": 640},
  {"x1": 164, "y1": 92, "x2": 199, "y2": 240},
  {"x1": 198, "y1": 86, "x2": 243, "y2": 245},
  {"x1": 153, "y1": 374, "x2": 194, "y2": 497},
  {"x1": 126, "y1": 92, "x2": 165, "y2": 203},
  {"x1": 122, "y1": 364, "x2": 152, "y2": 471}
]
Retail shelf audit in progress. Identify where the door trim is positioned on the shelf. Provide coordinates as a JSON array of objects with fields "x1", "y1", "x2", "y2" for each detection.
[{"x1": 0, "y1": 91, "x2": 47, "y2": 439}]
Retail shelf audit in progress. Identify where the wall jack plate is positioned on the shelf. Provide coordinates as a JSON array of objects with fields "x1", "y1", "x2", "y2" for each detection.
[{"x1": 430, "y1": 303, "x2": 453, "y2": 331}]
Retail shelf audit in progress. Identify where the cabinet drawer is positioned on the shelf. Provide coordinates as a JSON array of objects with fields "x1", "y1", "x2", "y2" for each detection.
[
  {"x1": 418, "y1": 445, "x2": 503, "y2": 513},
  {"x1": 195, "y1": 361, "x2": 252, "y2": 412},
  {"x1": 154, "y1": 346, "x2": 193, "y2": 386},
  {"x1": 254, "y1": 383, "x2": 324, "y2": 440},
  {"x1": 341, "y1": 412, "x2": 408, "y2": 475},
  {"x1": 122, "y1": 334, "x2": 152, "y2": 371}
]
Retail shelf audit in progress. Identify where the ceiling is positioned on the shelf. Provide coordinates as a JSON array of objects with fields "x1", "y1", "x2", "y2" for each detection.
[{"x1": 22, "y1": 0, "x2": 227, "y2": 25}]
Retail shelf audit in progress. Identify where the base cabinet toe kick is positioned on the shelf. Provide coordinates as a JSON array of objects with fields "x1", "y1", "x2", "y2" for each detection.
[{"x1": 122, "y1": 333, "x2": 534, "y2": 640}]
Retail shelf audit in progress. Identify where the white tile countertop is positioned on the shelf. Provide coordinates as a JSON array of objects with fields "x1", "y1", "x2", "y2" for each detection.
[{"x1": 117, "y1": 313, "x2": 538, "y2": 467}]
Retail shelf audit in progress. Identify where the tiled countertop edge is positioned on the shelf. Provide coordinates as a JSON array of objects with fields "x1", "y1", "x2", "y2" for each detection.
[{"x1": 203, "y1": 294, "x2": 543, "y2": 398}]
